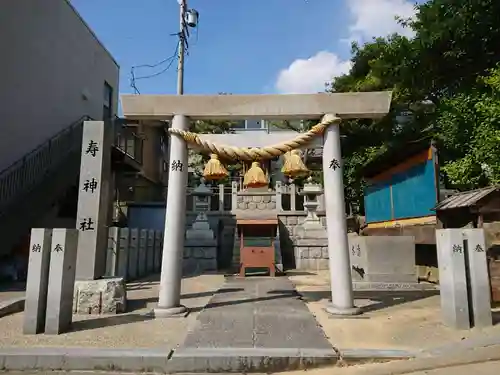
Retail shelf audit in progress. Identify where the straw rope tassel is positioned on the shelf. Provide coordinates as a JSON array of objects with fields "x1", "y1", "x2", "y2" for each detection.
[
  {"x1": 282, "y1": 149, "x2": 310, "y2": 178},
  {"x1": 203, "y1": 153, "x2": 228, "y2": 181},
  {"x1": 243, "y1": 161, "x2": 268, "y2": 188}
]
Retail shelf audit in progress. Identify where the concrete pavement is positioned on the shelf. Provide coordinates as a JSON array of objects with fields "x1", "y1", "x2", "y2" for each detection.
[
  {"x1": 404, "y1": 361, "x2": 500, "y2": 375},
  {"x1": 1, "y1": 356, "x2": 500, "y2": 375},
  {"x1": 1, "y1": 273, "x2": 500, "y2": 373}
]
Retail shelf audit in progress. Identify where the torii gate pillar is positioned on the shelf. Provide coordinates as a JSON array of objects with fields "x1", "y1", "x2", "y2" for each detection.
[
  {"x1": 322, "y1": 120, "x2": 360, "y2": 315},
  {"x1": 154, "y1": 114, "x2": 189, "y2": 317}
]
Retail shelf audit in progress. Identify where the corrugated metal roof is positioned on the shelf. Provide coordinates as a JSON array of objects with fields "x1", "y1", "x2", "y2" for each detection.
[{"x1": 434, "y1": 186, "x2": 499, "y2": 211}]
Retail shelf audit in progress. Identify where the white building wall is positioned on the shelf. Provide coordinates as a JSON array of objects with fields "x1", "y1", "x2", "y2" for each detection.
[{"x1": 0, "y1": 0, "x2": 119, "y2": 171}]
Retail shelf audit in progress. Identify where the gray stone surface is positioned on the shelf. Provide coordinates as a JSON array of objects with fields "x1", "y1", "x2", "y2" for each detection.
[
  {"x1": 128, "y1": 228, "x2": 139, "y2": 280},
  {"x1": 168, "y1": 348, "x2": 337, "y2": 373},
  {"x1": 348, "y1": 235, "x2": 417, "y2": 283},
  {"x1": 186, "y1": 278, "x2": 333, "y2": 348},
  {"x1": 106, "y1": 227, "x2": 130, "y2": 279},
  {"x1": 183, "y1": 238, "x2": 217, "y2": 275},
  {"x1": 436, "y1": 229, "x2": 470, "y2": 330},
  {"x1": 105, "y1": 227, "x2": 118, "y2": 277},
  {"x1": 23, "y1": 228, "x2": 52, "y2": 334},
  {"x1": 117, "y1": 228, "x2": 130, "y2": 279},
  {"x1": 76, "y1": 121, "x2": 112, "y2": 281},
  {"x1": 0, "y1": 297, "x2": 25, "y2": 319},
  {"x1": 2, "y1": 344, "x2": 500, "y2": 373},
  {"x1": 352, "y1": 282, "x2": 437, "y2": 291},
  {"x1": 463, "y1": 229, "x2": 492, "y2": 327},
  {"x1": 45, "y1": 229, "x2": 79, "y2": 335},
  {"x1": 170, "y1": 277, "x2": 336, "y2": 371},
  {"x1": 235, "y1": 191, "x2": 277, "y2": 212},
  {"x1": 138, "y1": 229, "x2": 147, "y2": 277},
  {"x1": 73, "y1": 277, "x2": 126, "y2": 314},
  {"x1": 0, "y1": 347, "x2": 172, "y2": 372},
  {"x1": 292, "y1": 182, "x2": 329, "y2": 272},
  {"x1": 154, "y1": 231, "x2": 163, "y2": 272},
  {"x1": 146, "y1": 229, "x2": 155, "y2": 273}
]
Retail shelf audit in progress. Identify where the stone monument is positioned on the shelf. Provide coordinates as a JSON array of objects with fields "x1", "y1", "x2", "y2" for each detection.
[
  {"x1": 348, "y1": 235, "x2": 420, "y2": 290},
  {"x1": 45, "y1": 229, "x2": 79, "y2": 334},
  {"x1": 23, "y1": 228, "x2": 52, "y2": 334},
  {"x1": 436, "y1": 228, "x2": 492, "y2": 329},
  {"x1": 73, "y1": 121, "x2": 126, "y2": 315}
]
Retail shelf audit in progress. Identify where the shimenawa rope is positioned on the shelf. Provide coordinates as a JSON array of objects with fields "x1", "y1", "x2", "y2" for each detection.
[{"x1": 168, "y1": 114, "x2": 341, "y2": 161}]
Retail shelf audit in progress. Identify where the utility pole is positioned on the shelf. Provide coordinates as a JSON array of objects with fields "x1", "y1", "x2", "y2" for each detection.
[{"x1": 177, "y1": 0, "x2": 187, "y2": 95}]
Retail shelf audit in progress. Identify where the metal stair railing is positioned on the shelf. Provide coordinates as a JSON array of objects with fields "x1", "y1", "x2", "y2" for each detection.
[{"x1": 0, "y1": 115, "x2": 91, "y2": 214}]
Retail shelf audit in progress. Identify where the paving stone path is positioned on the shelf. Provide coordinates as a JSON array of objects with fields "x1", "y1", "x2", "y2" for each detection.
[{"x1": 168, "y1": 276, "x2": 337, "y2": 372}]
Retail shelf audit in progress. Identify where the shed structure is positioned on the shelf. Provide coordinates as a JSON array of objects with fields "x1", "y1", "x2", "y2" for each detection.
[{"x1": 435, "y1": 186, "x2": 500, "y2": 303}]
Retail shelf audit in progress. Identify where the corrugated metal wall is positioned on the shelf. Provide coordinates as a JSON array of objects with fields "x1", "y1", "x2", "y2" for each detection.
[{"x1": 365, "y1": 158, "x2": 437, "y2": 224}]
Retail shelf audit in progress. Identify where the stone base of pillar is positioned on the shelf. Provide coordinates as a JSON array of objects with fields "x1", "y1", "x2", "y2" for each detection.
[
  {"x1": 352, "y1": 281, "x2": 434, "y2": 291},
  {"x1": 153, "y1": 305, "x2": 188, "y2": 318},
  {"x1": 325, "y1": 303, "x2": 362, "y2": 317},
  {"x1": 73, "y1": 278, "x2": 127, "y2": 315}
]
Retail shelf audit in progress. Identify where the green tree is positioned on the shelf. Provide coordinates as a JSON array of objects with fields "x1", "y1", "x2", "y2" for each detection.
[
  {"x1": 409, "y1": 0, "x2": 500, "y2": 99},
  {"x1": 325, "y1": 0, "x2": 500, "y2": 212},
  {"x1": 435, "y1": 66, "x2": 500, "y2": 189}
]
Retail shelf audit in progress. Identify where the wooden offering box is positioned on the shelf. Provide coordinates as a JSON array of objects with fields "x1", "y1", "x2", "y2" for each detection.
[{"x1": 237, "y1": 219, "x2": 278, "y2": 277}]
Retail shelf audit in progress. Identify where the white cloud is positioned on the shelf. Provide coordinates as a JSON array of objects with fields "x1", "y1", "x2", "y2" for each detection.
[
  {"x1": 274, "y1": 0, "x2": 417, "y2": 94},
  {"x1": 275, "y1": 51, "x2": 352, "y2": 94},
  {"x1": 347, "y1": 0, "x2": 416, "y2": 43}
]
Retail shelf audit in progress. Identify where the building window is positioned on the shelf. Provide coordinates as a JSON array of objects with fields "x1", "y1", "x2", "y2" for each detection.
[
  {"x1": 245, "y1": 120, "x2": 261, "y2": 129},
  {"x1": 233, "y1": 120, "x2": 246, "y2": 130},
  {"x1": 232, "y1": 119, "x2": 267, "y2": 130},
  {"x1": 103, "y1": 82, "x2": 113, "y2": 121}
]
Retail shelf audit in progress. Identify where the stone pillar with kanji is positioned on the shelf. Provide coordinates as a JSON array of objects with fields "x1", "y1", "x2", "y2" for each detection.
[
  {"x1": 155, "y1": 115, "x2": 190, "y2": 317},
  {"x1": 75, "y1": 121, "x2": 112, "y2": 280}
]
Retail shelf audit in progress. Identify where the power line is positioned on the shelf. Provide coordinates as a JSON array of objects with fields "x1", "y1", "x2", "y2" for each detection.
[
  {"x1": 129, "y1": 2, "x2": 199, "y2": 95},
  {"x1": 129, "y1": 43, "x2": 179, "y2": 93}
]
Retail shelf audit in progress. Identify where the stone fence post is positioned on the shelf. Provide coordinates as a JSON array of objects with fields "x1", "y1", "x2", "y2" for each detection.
[
  {"x1": 290, "y1": 183, "x2": 297, "y2": 211},
  {"x1": 275, "y1": 181, "x2": 283, "y2": 211},
  {"x1": 218, "y1": 183, "x2": 224, "y2": 211},
  {"x1": 231, "y1": 181, "x2": 238, "y2": 210}
]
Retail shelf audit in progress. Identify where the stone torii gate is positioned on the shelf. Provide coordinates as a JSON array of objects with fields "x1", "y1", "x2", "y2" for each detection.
[{"x1": 121, "y1": 92, "x2": 392, "y2": 317}]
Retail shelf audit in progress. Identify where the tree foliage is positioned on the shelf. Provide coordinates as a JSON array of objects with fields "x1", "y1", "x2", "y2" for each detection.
[{"x1": 328, "y1": 0, "x2": 500, "y2": 213}]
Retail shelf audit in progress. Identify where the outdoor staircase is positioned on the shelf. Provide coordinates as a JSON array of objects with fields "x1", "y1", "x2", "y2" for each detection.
[{"x1": 0, "y1": 116, "x2": 91, "y2": 257}]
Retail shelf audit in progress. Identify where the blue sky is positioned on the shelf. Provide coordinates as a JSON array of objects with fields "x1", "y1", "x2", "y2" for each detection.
[{"x1": 71, "y1": 0, "x2": 421, "y2": 95}]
